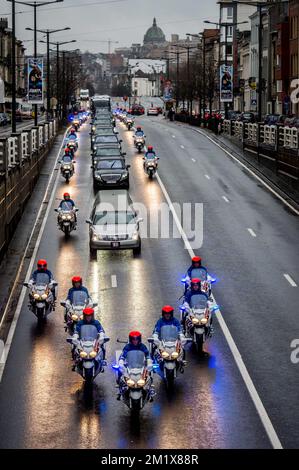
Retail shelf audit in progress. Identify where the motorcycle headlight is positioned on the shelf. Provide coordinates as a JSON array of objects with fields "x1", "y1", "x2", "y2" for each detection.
[
  {"x1": 137, "y1": 379, "x2": 146, "y2": 387},
  {"x1": 126, "y1": 378, "x2": 135, "y2": 387},
  {"x1": 41, "y1": 294, "x2": 48, "y2": 300},
  {"x1": 161, "y1": 351, "x2": 170, "y2": 359},
  {"x1": 201, "y1": 318, "x2": 208, "y2": 325},
  {"x1": 80, "y1": 351, "x2": 88, "y2": 359},
  {"x1": 171, "y1": 352, "x2": 179, "y2": 359},
  {"x1": 192, "y1": 318, "x2": 200, "y2": 325},
  {"x1": 62, "y1": 215, "x2": 67, "y2": 220},
  {"x1": 89, "y1": 351, "x2": 97, "y2": 359},
  {"x1": 33, "y1": 294, "x2": 40, "y2": 300},
  {"x1": 66, "y1": 215, "x2": 72, "y2": 220},
  {"x1": 71, "y1": 314, "x2": 79, "y2": 321}
]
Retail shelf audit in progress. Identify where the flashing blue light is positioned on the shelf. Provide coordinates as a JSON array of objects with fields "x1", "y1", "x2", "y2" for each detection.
[
  {"x1": 153, "y1": 364, "x2": 160, "y2": 370},
  {"x1": 181, "y1": 277, "x2": 188, "y2": 283},
  {"x1": 112, "y1": 364, "x2": 120, "y2": 370},
  {"x1": 211, "y1": 305, "x2": 220, "y2": 312}
]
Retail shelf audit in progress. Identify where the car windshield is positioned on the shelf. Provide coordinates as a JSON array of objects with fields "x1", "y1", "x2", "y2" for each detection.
[
  {"x1": 95, "y1": 136, "x2": 118, "y2": 143},
  {"x1": 94, "y1": 148, "x2": 121, "y2": 157},
  {"x1": 126, "y1": 350, "x2": 145, "y2": 369},
  {"x1": 72, "y1": 290, "x2": 88, "y2": 306},
  {"x1": 190, "y1": 294, "x2": 208, "y2": 309},
  {"x1": 190, "y1": 268, "x2": 207, "y2": 281},
  {"x1": 95, "y1": 130, "x2": 114, "y2": 136},
  {"x1": 62, "y1": 156, "x2": 72, "y2": 163},
  {"x1": 80, "y1": 324, "x2": 98, "y2": 341},
  {"x1": 60, "y1": 201, "x2": 73, "y2": 211},
  {"x1": 93, "y1": 211, "x2": 135, "y2": 225},
  {"x1": 145, "y1": 153, "x2": 156, "y2": 160},
  {"x1": 96, "y1": 159, "x2": 124, "y2": 170},
  {"x1": 35, "y1": 272, "x2": 51, "y2": 285},
  {"x1": 160, "y1": 325, "x2": 178, "y2": 342}
]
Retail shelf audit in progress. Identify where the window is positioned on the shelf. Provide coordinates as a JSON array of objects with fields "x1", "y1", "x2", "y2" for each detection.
[
  {"x1": 227, "y1": 6, "x2": 233, "y2": 19},
  {"x1": 227, "y1": 26, "x2": 233, "y2": 37},
  {"x1": 226, "y1": 44, "x2": 233, "y2": 56}
]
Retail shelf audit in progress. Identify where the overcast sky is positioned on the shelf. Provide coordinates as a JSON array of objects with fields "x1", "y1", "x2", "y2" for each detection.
[{"x1": 0, "y1": 0, "x2": 219, "y2": 55}]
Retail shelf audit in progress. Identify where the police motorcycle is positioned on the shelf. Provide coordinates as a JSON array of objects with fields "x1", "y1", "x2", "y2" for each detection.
[
  {"x1": 181, "y1": 267, "x2": 216, "y2": 299},
  {"x1": 24, "y1": 273, "x2": 57, "y2": 322},
  {"x1": 54, "y1": 201, "x2": 78, "y2": 237},
  {"x1": 115, "y1": 350, "x2": 155, "y2": 413},
  {"x1": 134, "y1": 135, "x2": 146, "y2": 153},
  {"x1": 143, "y1": 152, "x2": 159, "y2": 179},
  {"x1": 148, "y1": 325, "x2": 189, "y2": 389},
  {"x1": 67, "y1": 324, "x2": 109, "y2": 385},
  {"x1": 59, "y1": 155, "x2": 75, "y2": 183},
  {"x1": 125, "y1": 115, "x2": 134, "y2": 130},
  {"x1": 180, "y1": 293, "x2": 218, "y2": 355}
]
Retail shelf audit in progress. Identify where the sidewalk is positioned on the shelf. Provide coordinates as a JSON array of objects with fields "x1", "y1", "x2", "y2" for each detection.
[{"x1": 175, "y1": 120, "x2": 299, "y2": 208}]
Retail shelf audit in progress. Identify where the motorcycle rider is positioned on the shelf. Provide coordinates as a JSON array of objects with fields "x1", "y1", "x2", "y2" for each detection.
[
  {"x1": 117, "y1": 331, "x2": 152, "y2": 385},
  {"x1": 57, "y1": 193, "x2": 77, "y2": 224},
  {"x1": 66, "y1": 276, "x2": 90, "y2": 305},
  {"x1": 69, "y1": 127, "x2": 77, "y2": 139},
  {"x1": 152, "y1": 306, "x2": 186, "y2": 351},
  {"x1": 72, "y1": 307, "x2": 106, "y2": 363},
  {"x1": 63, "y1": 147, "x2": 73, "y2": 158},
  {"x1": 144, "y1": 145, "x2": 157, "y2": 158},
  {"x1": 134, "y1": 126, "x2": 145, "y2": 138},
  {"x1": 182, "y1": 278, "x2": 209, "y2": 326},
  {"x1": 29, "y1": 259, "x2": 57, "y2": 302},
  {"x1": 186, "y1": 256, "x2": 207, "y2": 278}
]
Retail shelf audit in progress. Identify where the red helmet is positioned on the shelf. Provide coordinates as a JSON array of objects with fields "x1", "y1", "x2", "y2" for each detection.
[
  {"x1": 191, "y1": 278, "x2": 201, "y2": 289},
  {"x1": 83, "y1": 307, "x2": 94, "y2": 320},
  {"x1": 64, "y1": 147, "x2": 71, "y2": 154},
  {"x1": 192, "y1": 256, "x2": 202, "y2": 266},
  {"x1": 37, "y1": 259, "x2": 47, "y2": 270},
  {"x1": 72, "y1": 276, "x2": 82, "y2": 286},
  {"x1": 63, "y1": 193, "x2": 70, "y2": 200},
  {"x1": 129, "y1": 331, "x2": 142, "y2": 344},
  {"x1": 70, "y1": 128, "x2": 75, "y2": 134},
  {"x1": 148, "y1": 146, "x2": 153, "y2": 151},
  {"x1": 162, "y1": 305, "x2": 174, "y2": 317},
  {"x1": 137, "y1": 126, "x2": 142, "y2": 131}
]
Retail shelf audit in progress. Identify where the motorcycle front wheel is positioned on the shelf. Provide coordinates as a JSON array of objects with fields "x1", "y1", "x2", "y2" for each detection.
[
  {"x1": 84, "y1": 367, "x2": 94, "y2": 385},
  {"x1": 36, "y1": 307, "x2": 45, "y2": 322},
  {"x1": 195, "y1": 333, "x2": 204, "y2": 355},
  {"x1": 131, "y1": 398, "x2": 142, "y2": 414},
  {"x1": 165, "y1": 368, "x2": 175, "y2": 389}
]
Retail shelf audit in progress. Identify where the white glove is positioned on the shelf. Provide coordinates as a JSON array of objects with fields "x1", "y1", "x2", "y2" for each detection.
[
  {"x1": 152, "y1": 333, "x2": 160, "y2": 347},
  {"x1": 118, "y1": 359, "x2": 125, "y2": 373},
  {"x1": 98, "y1": 331, "x2": 105, "y2": 343},
  {"x1": 179, "y1": 333, "x2": 187, "y2": 346},
  {"x1": 147, "y1": 358, "x2": 153, "y2": 372}
]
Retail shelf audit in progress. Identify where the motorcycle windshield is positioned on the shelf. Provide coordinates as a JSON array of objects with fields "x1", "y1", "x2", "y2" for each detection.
[
  {"x1": 145, "y1": 153, "x2": 156, "y2": 160},
  {"x1": 190, "y1": 268, "x2": 207, "y2": 281},
  {"x1": 160, "y1": 325, "x2": 178, "y2": 342},
  {"x1": 190, "y1": 294, "x2": 208, "y2": 309},
  {"x1": 72, "y1": 290, "x2": 88, "y2": 306},
  {"x1": 126, "y1": 350, "x2": 145, "y2": 369},
  {"x1": 80, "y1": 325, "x2": 98, "y2": 341},
  {"x1": 62, "y1": 156, "x2": 72, "y2": 164},
  {"x1": 68, "y1": 135, "x2": 76, "y2": 140},
  {"x1": 60, "y1": 201, "x2": 73, "y2": 211},
  {"x1": 35, "y1": 272, "x2": 51, "y2": 285}
]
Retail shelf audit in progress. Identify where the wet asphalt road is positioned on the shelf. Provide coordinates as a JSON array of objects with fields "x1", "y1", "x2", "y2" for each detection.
[{"x1": 0, "y1": 106, "x2": 298, "y2": 448}]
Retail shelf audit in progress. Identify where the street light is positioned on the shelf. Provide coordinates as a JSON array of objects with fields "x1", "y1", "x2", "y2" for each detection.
[
  {"x1": 40, "y1": 39, "x2": 76, "y2": 118},
  {"x1": 178, "y1": 42, "x2": 198, "y2": 116},
  {"x1": 7, "y1": 1, "x2": 64, "y2": 127},
  {"x1": 167, "y1": 47, "x2": 187, "y2": 110},
  {"x1": 232, "y1": 0, "x2": 288, "y2": 121},
  {"x1": 26, "y1": 26, "x2": 70, "y2": 119},
  {"x1": 204, "y1": 19, "x2": 248, "y2": 118}
]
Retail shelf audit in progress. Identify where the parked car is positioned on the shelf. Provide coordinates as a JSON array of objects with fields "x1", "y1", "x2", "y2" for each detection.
[
  {"x1": 147, "y1": 107, "x2": 159, "y2": 116},
  {"x1": 227, "y1": 110, "x2": 241, "y2": 120},
  {"x1": 131, "y1": 105, "x2": 145, "y2": 116},
  {"x1": 236, "y1": 112, "x2": 257, "y2": 123},
  {"x1": 264, "y1": 114, "x2": 287, "y2": 126}
]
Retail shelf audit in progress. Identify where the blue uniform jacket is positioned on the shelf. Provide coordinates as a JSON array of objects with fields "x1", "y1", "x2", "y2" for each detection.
[
  {"x1": 67, "y1": 286, "x2": 89, "y2": 303},
  {"x1": 153, "y1": 317, "x2": 182, "y2": 335},
  {"x1": 76, "y1": 319, "x2": 104, "y2": 337},
  {"x1": 59, "y1": 199, "x2": 75, "y2": 209},
  {"x1": 120, "y1": 343, "x2": 149, "y2": 361},
  {"x1": 31, "y1": 269, "x2": 53, "y2": 283}
]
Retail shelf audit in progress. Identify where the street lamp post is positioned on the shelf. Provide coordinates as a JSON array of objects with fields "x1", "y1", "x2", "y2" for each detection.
[
  {"x1": 27, "y1": 27, "x2": 70, "y2": 119},
  {"x1": 8, "y1": 1, "x2": 64, "y2": 126},
  {"x1": 167, "y1": 48, "x2": 185, "y2": 111},
  {"x1": 204, "y1": 19, "x2": 248, "y2": 119},
  {"x1": 40, "y1": 39, "x2": 76, "y2": 118}
]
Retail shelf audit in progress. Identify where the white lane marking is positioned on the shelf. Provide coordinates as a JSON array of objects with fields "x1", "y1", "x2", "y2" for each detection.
[
  {"x1": 156, "y1": 171, "x2": 283, "y2": 449},
  {"x1": 205, "y1": 174, "x2": 211, "y2": 180},
  {"x1": 193, "y1": 128, "x2": 299, "y2": 216},
  {"x1": 222, "y1": 196, "x2": 230, "y2": 203},
  {"x1": 283, "y1": 274, "x2": 297, "y2": 287},
  {"x1": 247, "y1": 228, "x2": 257, "y2": 238},
  {"x1": 0, "y1": 127, "x2": 70, "y2": 383},
  {"x1": 180, "y1": 145, "x2": 185, "y2": 149},
  {"x1": 191, "y1": 158, "x2": 196, "y2": 163},
  {"x1": 111, "y1": 275, "x2": 118, "y2": 288}
]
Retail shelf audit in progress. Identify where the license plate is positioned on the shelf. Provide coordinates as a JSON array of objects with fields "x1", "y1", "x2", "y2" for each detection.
[{"x1": 111, "y1": 242, "x2": 120, "y2": 248}]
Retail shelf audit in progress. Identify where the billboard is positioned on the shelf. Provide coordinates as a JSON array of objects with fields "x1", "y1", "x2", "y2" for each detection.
[
  {"x1": 163, "y1": 80, "x2": 174, "y2": 101},
  {"x1": 220, "y1": 65, "x2": 233, "y2": 103},
  {"x1": 28, "y1": 58, "x2": 43, "y2": 104}
]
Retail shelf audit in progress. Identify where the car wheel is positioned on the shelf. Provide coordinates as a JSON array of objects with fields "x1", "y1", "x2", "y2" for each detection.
[
  {"x1": 89, "y1": 246, "x2": 97, "y2": 258},
  {"x1": 133, "y1": 243, "x2": 141, "y2": 256}
]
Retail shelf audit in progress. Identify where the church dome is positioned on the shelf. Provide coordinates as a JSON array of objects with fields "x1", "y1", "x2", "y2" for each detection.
[{"x1": 144, "y1": 18, "x2": 166, "y2": 44}]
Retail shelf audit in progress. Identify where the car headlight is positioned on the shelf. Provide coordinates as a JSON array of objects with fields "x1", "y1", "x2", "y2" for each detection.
[
  {"x1": 132, "y1": 230, "x2": 139, "y2": 240},
  {"x1": 171, "y1": 352, "x2": 179, "y2": 359},
  {"x1": 89, "y1": 351, "x2": 97, "y2": 359},
  {"x1": 71, "y1": 314, "x2": 79, "y2": 321},
  {"x1": 120, "y1": 172, "x2": 128, "y2": 180},
  {"x1": 41, "y1": 294, "x2": 48, "y2": 300},
  {"x1": 137, "y1": 379, "x2": 146, "y2": 387},
  {"x1": 95, "y1": 172, "x2": 103, "y2": 180},
  {"x1": 33, "y1": 294, "x2": 40, "y2": 300},
  {"x1": 161, "y1": 351, "x2": 170, "y2": 359},
  {"x1": 192, "y1": 318, "x2": 200, "y2": 325},
  {"x1": 126, "y1": 378, "x2": 135, "y2": 387},
  {"x1": 80, "y1": 351, "x2": 88, "y2": 359}
]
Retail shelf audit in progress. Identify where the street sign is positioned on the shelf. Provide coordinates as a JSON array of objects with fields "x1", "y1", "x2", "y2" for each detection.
[{"x1": 251, "y1": 99, "x2": 257, "y2": 106}]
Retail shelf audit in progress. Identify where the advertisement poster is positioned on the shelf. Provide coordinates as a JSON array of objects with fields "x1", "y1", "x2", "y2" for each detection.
[
  {"x1": 163, "y1": 80, "x2": 174, "y2": 101},
  {"x1": 220, "y1": 64, "x2": 233, "y2": 103},
  {"x1": 28, "y1": 58, "x2": 43, "y2": 104}
]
